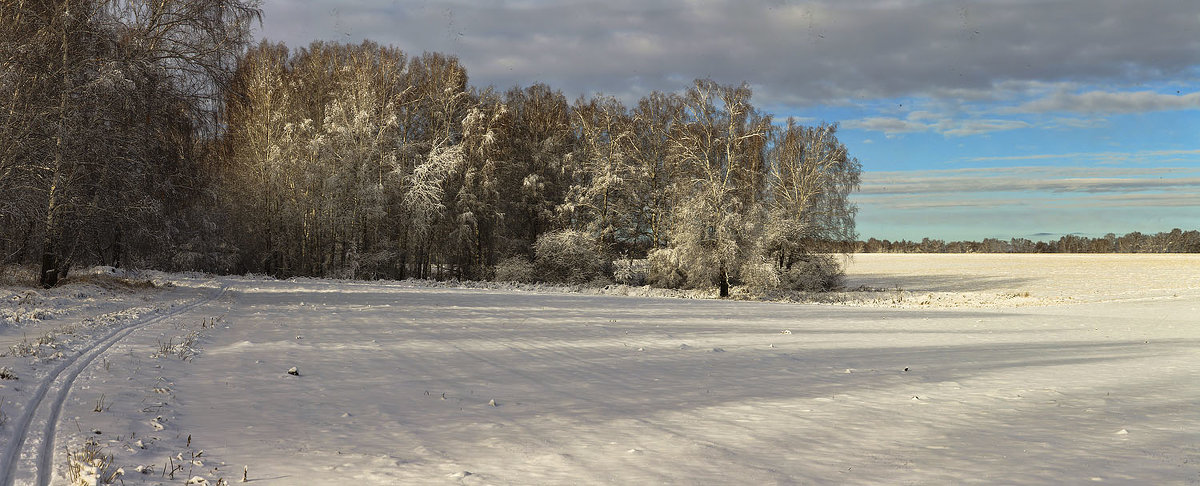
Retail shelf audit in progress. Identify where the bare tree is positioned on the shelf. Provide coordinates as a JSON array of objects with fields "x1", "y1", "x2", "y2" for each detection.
[
  {"x1": 764, "y1": 120, "x2": 861, "y2": 280},
  {"x1": 0, "y1": 0, "x2": 259, "y2": 287}
]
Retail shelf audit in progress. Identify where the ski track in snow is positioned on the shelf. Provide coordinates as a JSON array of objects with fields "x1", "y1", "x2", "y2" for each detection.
[{"x1": 0, "y1": 283, "x2": 225, "y2": 486}]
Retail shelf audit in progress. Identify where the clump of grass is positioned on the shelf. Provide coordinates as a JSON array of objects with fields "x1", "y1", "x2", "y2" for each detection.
[
  {"x1": 0, "y1": 366, "x2": 17, "y2": 380},
  {"x1": 200, "y1": 315, "x2": 224, "y2": 329},
  {"x1": 5, "y1": 335, "x2": 46, "y2": 358},
  {"x1": 153, "y1": 331, "x2": 200, "y2": 360},
  {"x1": 154, "y1": 338, "x2": 176, "y2": 358},
  {"x1": 93, "y1": 393, "x2": 107, "y2": 413},
  {"x1": 66, "y1": 439, "x2": 121, "y2": 485}
]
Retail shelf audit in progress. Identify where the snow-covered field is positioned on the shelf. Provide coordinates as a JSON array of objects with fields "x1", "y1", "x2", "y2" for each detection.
[{"x1": 1, "y1": 254, "x2": 1199, "y2": 485}]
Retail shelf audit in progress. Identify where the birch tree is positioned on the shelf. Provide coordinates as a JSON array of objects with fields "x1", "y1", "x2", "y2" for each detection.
[
  {"x1": 223, "y1": 41, "x2": 290, "y2": 273},
  {"x1": 398, "y1": 52, "x2": 469, "y2": 278},
  {"x1": 665, "y1": 79, "x2": 771, "y2": 297},
  {"x1": 764, "y1": 120, "x2": 861, "y2": 275},
  {"x1": 625, "y1": 91, "x2": 683, "y2": 253}
]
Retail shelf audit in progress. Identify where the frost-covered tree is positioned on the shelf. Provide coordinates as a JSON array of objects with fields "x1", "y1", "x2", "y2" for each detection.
[
  {"x1": 763, "y1": 120, "x2": 861, "y2": 288},
  {"x1": 500, "y1": 84, "x2": 575, "y2": 258},
  {"x1": 446, "y1": 94, "x2": 511, "y2": 278},
  {"x1": 223, "y1": 41, "x2": 291, "y2": 274},
  {"x1": 0, "y1": 0, "x2": 259, "y2": 286},
  {"x1": 625, "y1": 91, "x2": 684, "y2": 253},
  {"x1": 664, "y1": 80, "x2": 772, "y2": 297},
  {"x1": 318, "y1": 43, "x2": 406, "y2": 278},
  {"x1": 402, "y1": 142, "x2": 461, "y2": 277},
  {"x1": 396, "y1": 52, "x2": 470, "y2": 279},
  {"x1": 563, "y1": 95, "x2": 635, "y2": 254}
]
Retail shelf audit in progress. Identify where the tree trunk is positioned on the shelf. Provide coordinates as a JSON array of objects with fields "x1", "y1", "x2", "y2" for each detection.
[
  {"x1": 41, "y1": 10, "x2": 69, "y2": 289},
  {"x1": 718, "y1": 266, "x2": 730, "y2": 298},
  {"x1": 39, "y1": 251, "x2": 58, "y2": 288},
  {"x1": 112, "y1": 229, "x2": 123, "y2": 268}
]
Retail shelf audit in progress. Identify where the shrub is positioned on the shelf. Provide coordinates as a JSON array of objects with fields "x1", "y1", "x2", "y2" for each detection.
[
  {"x1": 740, "y1": 261, "x2": 781, "y2": 293},
  {"x1": 0, "y1": 264, "x2": 36, "y2": 287},
  {"x1": 533, "y1": 230, "x2": 605, "y2": 284},
  {"x1": 778, "y1": 254, "x2": 844, "y2": 291},
  {"x1": 612, "y1": 258, "x2": 648, "y2": 286},
  {"x1": 493, "y1": 256, "x2": 535, "y2": 283},
  {"x1": 646, "y1": 248, "x2": 687, "y2": 289},
  {"x1": 0, "y1": 366, "x2": 17, "y2": 380}
]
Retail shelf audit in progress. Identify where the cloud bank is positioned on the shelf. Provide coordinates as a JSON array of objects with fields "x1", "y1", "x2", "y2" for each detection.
[{"x1": 257, "y1": 0, "x2": 1200, "y2": 107}]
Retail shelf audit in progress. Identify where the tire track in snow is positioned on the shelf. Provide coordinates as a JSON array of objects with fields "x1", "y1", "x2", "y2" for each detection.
[{"x1": 0, "y1": 283, "x2": 227, "y2": 486}]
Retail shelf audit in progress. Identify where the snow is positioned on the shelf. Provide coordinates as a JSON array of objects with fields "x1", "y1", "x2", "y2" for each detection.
[{"x1": 1, "y1": 255, "x2": 1199, "y2": 484}]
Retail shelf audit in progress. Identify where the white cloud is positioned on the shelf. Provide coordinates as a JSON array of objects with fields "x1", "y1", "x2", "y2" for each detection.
[
  {"x1": 844, "y1": 112, "x2": 1030, "y2": 137},
  {"x1": 843, "y1": 116, "x2": 929, "y2": 135},
  {"x1": 1013, "y1": 90, "x2": 1200, "y2": 114},
  {"x1": 965, "y1": 149, "x2": 1200, "y2": 165},
  {"x1": 857, "y1": 166, "x2": 1200, "y2": 196},
  {"x1": 939, "y1": 119, "x2": 1031, "y2": 137}
]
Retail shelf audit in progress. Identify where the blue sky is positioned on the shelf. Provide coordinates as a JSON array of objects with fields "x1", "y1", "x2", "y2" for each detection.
[{"x1": 256, "y1": 0, "x2": 1200, "y2": 241}]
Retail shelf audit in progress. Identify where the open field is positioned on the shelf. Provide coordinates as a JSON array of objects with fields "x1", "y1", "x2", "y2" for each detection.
[
  {"x1": 842, "y1": 253, "x2": 1200, "y2": 307},
  {"x1": 1, "y1": 254, "x2": 1199, "y2": 484}
]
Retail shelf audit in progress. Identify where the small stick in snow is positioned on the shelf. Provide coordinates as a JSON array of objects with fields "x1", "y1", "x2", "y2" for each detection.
[{"x1": 242, "y1": 465, "x2": 248, "y2": 482}]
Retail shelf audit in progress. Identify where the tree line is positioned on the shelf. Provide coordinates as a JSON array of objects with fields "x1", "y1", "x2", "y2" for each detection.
[
  {"x1": 1, "y1": 4, "x2": 862, "y2": 295},
  {"x1": 850, "y1": 229, "x2": 1200, "y2": 253}
]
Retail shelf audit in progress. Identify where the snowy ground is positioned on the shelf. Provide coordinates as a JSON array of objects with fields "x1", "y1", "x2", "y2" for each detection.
[{"x1": 1, "y1": 255, "x2": 1199, "y2": 485}]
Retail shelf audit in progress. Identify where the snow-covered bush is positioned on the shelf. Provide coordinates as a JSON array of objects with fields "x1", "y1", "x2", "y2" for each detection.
[
  {"x1": 533, "y1": 230, "x2": 605, "y2": 284},
  {"x1": 778, "y1": 254, "x2": 844, "y2": 291},
  {"x1": 493, "y1": 256, "x2": 535, "y2": 283},
  {"x1": 740, "y1": 261, "x2": 781, "y2": 293},
  {"x1": 646, "y1": 248, "x2": 687, "y2": 289},
  {"x1": 612, "y1": 258, "x2": 648, "y2": 286}
]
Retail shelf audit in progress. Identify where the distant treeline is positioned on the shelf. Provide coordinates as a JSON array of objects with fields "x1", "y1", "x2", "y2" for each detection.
[{"x1": 845, "y1": 229, "x2": 1200, "y2": 253}]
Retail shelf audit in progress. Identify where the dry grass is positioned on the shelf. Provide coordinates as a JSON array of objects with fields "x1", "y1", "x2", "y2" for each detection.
[
  {"x1": 66, "y1": 439, "x2": 121, "y2": 485},
  {"x1": 61, "y1": 272, "x2": 158, "y2": 291},
  {"x1": 0, "y1": 264, "x2": 37, "y2": 286},
  {"x1": 2, "y1": 332, "x2": 61, "y2": 358},
  {"x1": 1, "y1": 264, "x2": 158, "y2": 290}
]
